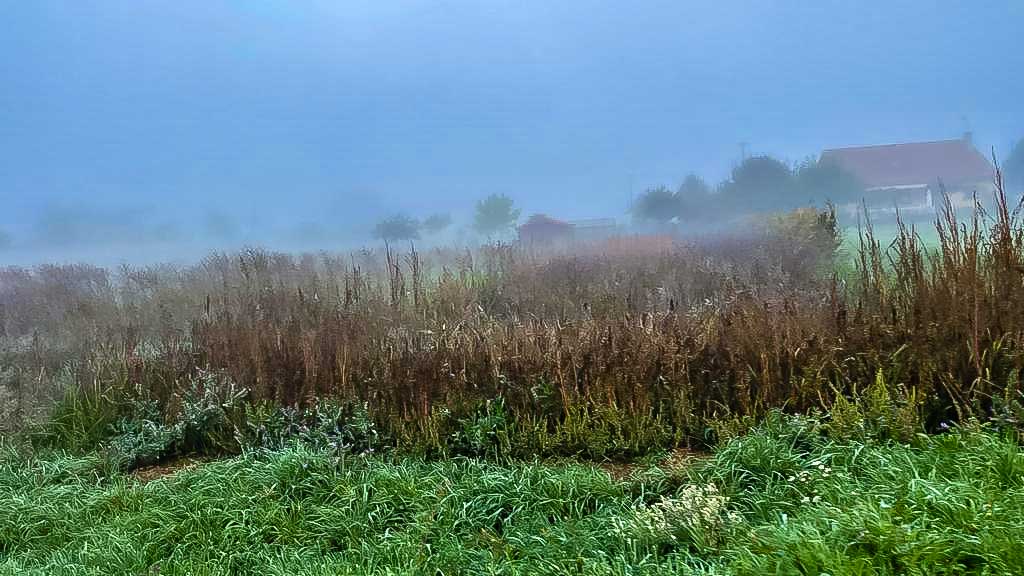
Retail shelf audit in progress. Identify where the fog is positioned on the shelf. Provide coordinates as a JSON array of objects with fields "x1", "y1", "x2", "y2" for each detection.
[{"x1": 1, "y1": 1, "x2": 1022, "y2": 265}]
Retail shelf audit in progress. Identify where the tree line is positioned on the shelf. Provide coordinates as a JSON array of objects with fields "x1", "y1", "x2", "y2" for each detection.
[
  {"x1": 1, "y1": 140, "x2": 1022, "y2": 251},
  {"x1": 633, "y1": 142, "x2": 1024, "y2": 226},
  {"x1": 372, "y1": 140, "x2": 1024, "y2": 243},
  {"x1": 372, "y1": 194, "x2": 521, "y2": 242},
  {"x1": 632, "y1": 155, "x2": 864, "y2": 225}
]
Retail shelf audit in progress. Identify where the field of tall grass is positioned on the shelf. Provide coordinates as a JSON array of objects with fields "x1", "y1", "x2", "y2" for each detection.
[
  {"x1": 2, "y1": 178, "x2": 1024, "y2": 572},
  {"x1": 5, "y1": 184, "x2": 1024, "y2": 457}
]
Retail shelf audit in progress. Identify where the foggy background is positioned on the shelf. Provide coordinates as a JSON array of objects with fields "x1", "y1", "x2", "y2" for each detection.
[{"x1": 1, "y1": 1, "x2": 1022, "y2": 265}]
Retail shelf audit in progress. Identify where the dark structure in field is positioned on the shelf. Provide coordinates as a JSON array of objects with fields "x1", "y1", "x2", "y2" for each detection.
[
  {"x1": 518, "y1": 215, "x2": 619, "y2": 246},
  {"x1": 822, "y1": 133, "x2": 994, "y2": 214},
  {"x1": 518, "y1": 214, "x2": 574, "y2": 245}
]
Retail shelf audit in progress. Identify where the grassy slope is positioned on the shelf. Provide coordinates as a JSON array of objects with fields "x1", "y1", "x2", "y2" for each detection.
[
  {"x1": 3, "y1": 417, "x2": 1024, "y2": 575},
  {"x1": 839, "y1": 221, "x2": 942, "y2": 255}
]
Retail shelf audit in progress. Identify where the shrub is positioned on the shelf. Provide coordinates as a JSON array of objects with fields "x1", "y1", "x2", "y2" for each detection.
[
  {"x1": 104, "y1": 413, "x2": 180, "y2": 471},
  {"x1": 239, "y1": 400, "x2": 381, "y2": 455},
  {"x1": 762, "y1": 204, "x2": 841, "y2": 278},
  {"x1": 174, "y1": 371, "x2": 248, "y2": 455},
  {"x1": 452, "y1": 398, "x2": 509, "y2": 458}
]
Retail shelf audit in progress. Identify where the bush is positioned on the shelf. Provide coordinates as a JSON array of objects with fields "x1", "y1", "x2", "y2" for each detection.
[
  {"x1": 452, "y1": 398, "x2": 510, "y2": 458},
  {"x1": 240, "y1": 400, "x2": 381, "y2": 455},
  {"x1": 105, "y1": 413, "x2": 180, "y2": 470},
  {"x1": 174, "y1": 371, "x2": 248, "y2": 455},
  {"x1": 762, "y1": 205, "x2": 841, "y2": 278}
]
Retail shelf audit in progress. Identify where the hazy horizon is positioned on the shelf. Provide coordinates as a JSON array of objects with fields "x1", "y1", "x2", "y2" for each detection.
[{"x1": 2, "y1": 1, "x2": 1022, "y2": 265}]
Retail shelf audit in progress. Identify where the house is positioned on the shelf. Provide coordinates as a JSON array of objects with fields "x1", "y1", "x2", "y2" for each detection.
[
  {"x1": 820, "y1": 133, "x2": 994, "y2": 214},
  {"x1": 517, "y1": 214, "x2": 573, "y2": 245}
]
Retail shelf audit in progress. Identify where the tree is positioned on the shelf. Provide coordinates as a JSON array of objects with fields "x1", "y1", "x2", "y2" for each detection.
[
  {"x1": 1005, "y1": 138, "x2": 1024, "y2": 194},
  {"x1": 795, "y1": 158, "x2": 864, "y2": 204},
  {"x1": 632, "y1": 186, "x2": 681, "y2": 224},
  {"x1": 719, "y1": 155, "x2": 796, "y2": 211},
  {"x1": 473, "y1": 194, "x2": 520, "y2": 237},
  {"x1": 676, "y1": 174, "x2": 712, "y2": 221},
  {"x1": 373, "y1": 214, "x2": 420, "y2": 242},
  {"x1": 677, "y1": 174, "x2": 711, "y2": 198},
  {"x1": 421, "y1": 213, "x2": 453, "y2": 235}
]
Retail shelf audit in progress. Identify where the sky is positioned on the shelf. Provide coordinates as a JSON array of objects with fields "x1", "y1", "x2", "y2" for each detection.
[{"x1": 1, "y1": 1, "x2": 1022, "y2": 264}]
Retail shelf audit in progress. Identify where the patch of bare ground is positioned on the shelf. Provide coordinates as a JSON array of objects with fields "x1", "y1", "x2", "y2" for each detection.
[
  {"x1": 598, "y1": 448, "x2": 705, "y2": 481},
  {"x1": 132, "y1": 456, "x2": 208, "y2": 483}
]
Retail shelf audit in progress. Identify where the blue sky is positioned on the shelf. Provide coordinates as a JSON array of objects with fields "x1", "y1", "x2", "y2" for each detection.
[{"x1": 1, "y1": 1, "x2": 1021, "y2": 263}]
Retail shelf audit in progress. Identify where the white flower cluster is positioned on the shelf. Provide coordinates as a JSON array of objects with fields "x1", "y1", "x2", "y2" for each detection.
[
  {"x1": 786, "y1": 459, "x2": 832, "y2": 504},
  {"x1": 617, "y1": 483, "x2": 737, "y2": 545}
]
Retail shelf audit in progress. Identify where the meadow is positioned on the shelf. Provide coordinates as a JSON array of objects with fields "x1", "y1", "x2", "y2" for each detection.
[
  {"x1": 2, "y1": 414, "x2": 1022, "y2": 574},
  {"x1": 3, "y1": 181, "x2": 1024, "y2": 573}
]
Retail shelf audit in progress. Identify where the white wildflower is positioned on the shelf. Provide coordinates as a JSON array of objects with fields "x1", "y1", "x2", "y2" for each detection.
[{"x1": 619, "y1": 483, "x2": 733, "y2": 546}]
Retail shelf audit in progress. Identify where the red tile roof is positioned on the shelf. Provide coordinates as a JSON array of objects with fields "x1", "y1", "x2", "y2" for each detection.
[{"x1": 820, "y1": 138, "x2": 993, "y2": 189}]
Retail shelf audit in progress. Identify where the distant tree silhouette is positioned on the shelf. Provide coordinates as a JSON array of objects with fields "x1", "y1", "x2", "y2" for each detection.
[
  {"x1": 720, "y1": 155, "x2": 796, "y2": 210},
  {"x1": 632, "y1": 186, "x2": 681, "y2": 224},
  {"x1": 421, "y1": 213, "x2": 453, "y2": 235},
  {"x1": 795, "y1": 158, "x2": 865, "y2": 204},
  {"x1": 677, "y1": 174, "x2": 711, "y2": 198},
  {"x1": 676, "y1": 174, "x2": 712, "y2": 221},
  {"x1": 1006, "y1": 138, "x2": 1024, "y2": 194},
  {"x1": 473, "y1": 194, "x2": 520, "y2": 238},
  {"x1": 373, "y1": 214, "x2": 420, "y2": 242}
]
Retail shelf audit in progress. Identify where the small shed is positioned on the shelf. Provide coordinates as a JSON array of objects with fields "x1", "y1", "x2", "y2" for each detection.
[{"x1": 517, "y1": 214, "x2": 573, "y2": 245}]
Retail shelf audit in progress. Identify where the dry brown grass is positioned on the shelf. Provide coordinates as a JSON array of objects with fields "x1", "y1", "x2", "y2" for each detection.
[{"x1": 4, "y1": 176, "x2": 1024, "y2": 452}]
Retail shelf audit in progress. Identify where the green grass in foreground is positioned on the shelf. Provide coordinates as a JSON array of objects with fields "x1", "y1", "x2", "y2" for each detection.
[
  {"x1": 839, "y1": 221, "x2": 942, "y2": 255},
  {"x1": 2, "y1": 415, "x2": 1024, "y2": 575}
]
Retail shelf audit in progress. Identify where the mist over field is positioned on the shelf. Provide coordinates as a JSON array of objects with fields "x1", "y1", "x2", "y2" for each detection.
[
  {"x1": 1, "y1": 1, "x2": 1022, "y2": 265},
  {"x1": 9, "y1": 5, "x2": 1024, "y2": 573}
]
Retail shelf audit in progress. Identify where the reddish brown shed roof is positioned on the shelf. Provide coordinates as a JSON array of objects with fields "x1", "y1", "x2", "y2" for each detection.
[
  {"x1": 820, "y1": 138, "x2": 993, "y2": 189},
  {"x1": 519, "y1": 214, "x2": 571, "y2": 230},
  {"x1": 518, "y1": 214, "x2": 573, "y2": 244}
]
